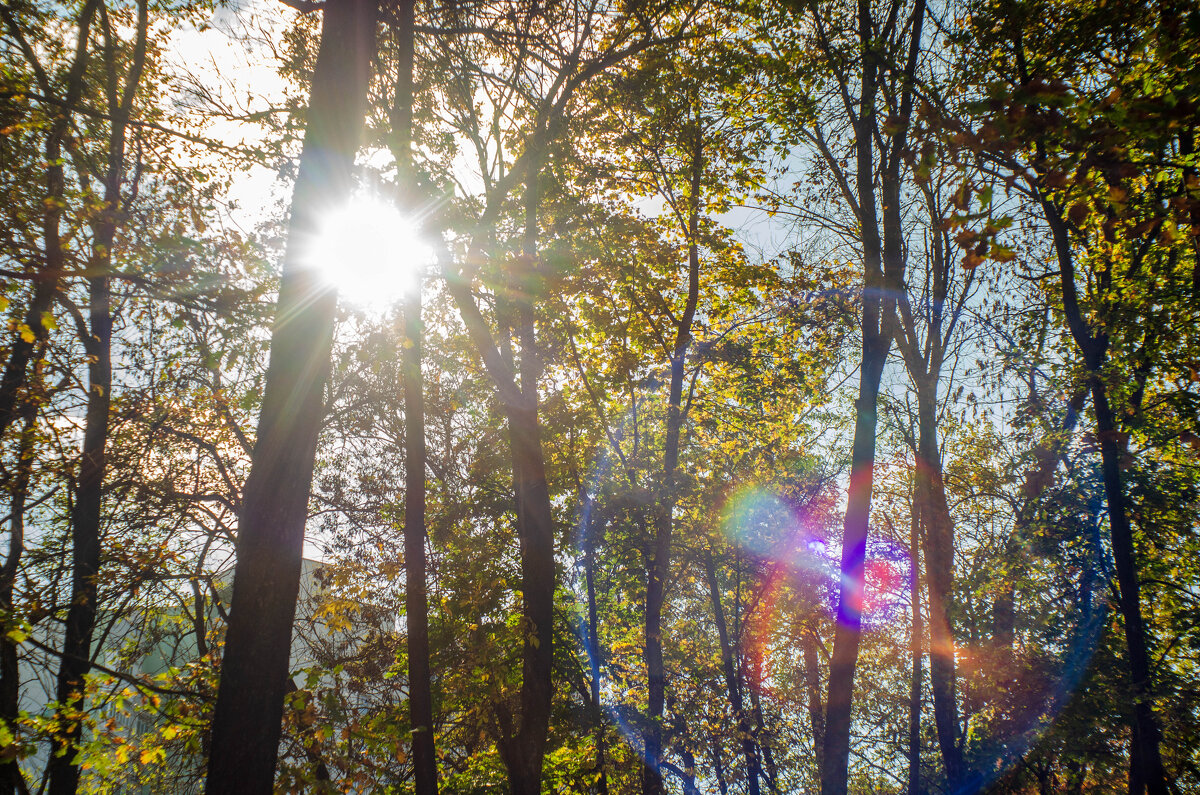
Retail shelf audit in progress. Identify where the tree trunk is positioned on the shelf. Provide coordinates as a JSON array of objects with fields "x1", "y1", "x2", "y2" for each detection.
[
  {"x1": 401, "y1": 227, "x2": 437, "y2": 795},
  {"x1": 1045, "y1": 203, "x2": 1168, "y2": 795},
  {"x1": 489, "y1": 153, "x2": 557, "y2": 795},
  {"x1": 704, "y1": 552, "x2": 760, "y2": 795},
  {"x1": 584, "y1": 505, "x2": 609, "y2": 795},
  {"x1": 0, "y1": 402, "x2": 36, "y2": 795},
  {"x1": 44, "y1": 3, "x2": 149, "y2": 778},
  {"x1": 497, "y1": 401, "x2": 555, "y2": 795},
  {"x1": 819, "y1": 327, "x2": 888, "y2": 795},
  {"x1": 45, "y1": 228, "x2": 114, "y2": 795},
  {"x1": 915, "y1": 382, "x2": 962, "y2": 785},
  {"x1": 642, "y1": 125, "x2": 702, "y2": 795},
  {"x1": 391, "y1": 0, "x2": 437, "y2": 790},
  {"x1": 205, "y1": 1, "x2": 376, "y2": 791},
  {"x1": 817, "y1": 0, "x2": 908, "y2": 784},
  {"x1": 1092, "y1": 381, "x2": 1167, "y2": 795},
  {"x1": 907, "y1": 494, "x2": 923, "y2": 795}
]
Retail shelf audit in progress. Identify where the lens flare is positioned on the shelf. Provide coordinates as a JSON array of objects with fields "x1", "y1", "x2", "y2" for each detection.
[{"x1": 571, "y1": 415, "x2": 1105, "y2": 791}]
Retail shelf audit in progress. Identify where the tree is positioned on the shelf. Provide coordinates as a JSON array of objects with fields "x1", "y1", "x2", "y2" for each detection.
[
  {"x1": 771, "y1": 0, "x2": 926, "y2": 789},
  {"x1": 205, "y1": 0, "x2": 377, "y2": 790},
  {"x1": 953, "y1": 0, "x2": 1200, "y2": 787}
]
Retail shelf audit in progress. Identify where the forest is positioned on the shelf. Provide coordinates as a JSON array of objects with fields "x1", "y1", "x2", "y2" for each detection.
[{"x1": 0, "y1": 0, "x2": 1196, "y2": 792}]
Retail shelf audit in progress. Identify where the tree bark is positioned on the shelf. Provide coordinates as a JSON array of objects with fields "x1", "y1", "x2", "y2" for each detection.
[
  {"x1": 1092, "y1": 381, "x2": 1167, "y2": 795},
  {"x1": 488, "y1": 149, "x2": 557, "y2": 795},
  {"x1": 205, "y1": 1, "x2": 376, "y2": 791},
  {"x1": 45, "y1": 199, "x2": 114, "y2": 795}
]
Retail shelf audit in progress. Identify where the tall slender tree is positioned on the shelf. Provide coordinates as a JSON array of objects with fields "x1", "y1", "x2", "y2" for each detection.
[
  {"x1": 390, "y1": 0, "x2": 438, "y2": 789},
  {"x1": 205, "y1": 0, "x2": 377, "y2": 790},
  {"x1": 775, "y1": 0, "x2": 926, "y2": 790}
]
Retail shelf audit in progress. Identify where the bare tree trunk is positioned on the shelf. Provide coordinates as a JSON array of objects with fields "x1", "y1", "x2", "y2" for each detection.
[
  {"x1": 817, "y1": 0, "x2": 924, "y2": 785},
  {"x1": 205, "y1": 1, "x2": 376, "y2": 791},
  {"x1": 820, "y1": 325, "x2": 888, "y2": 795},
  {"x1": 704, "y1": 551, "x2": 760, "y2": 795},
  {"x1": 1093, "y1": 382, "x2": 1166, "y2": 795},
  {"x1": 46, "y1": 208, "x2": 114, "y2": 795},
  {"x1": 488, "y1": 153, "x2": 557, "y2": 795}
]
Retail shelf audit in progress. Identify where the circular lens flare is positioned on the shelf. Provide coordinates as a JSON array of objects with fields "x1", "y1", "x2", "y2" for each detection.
[
  {"x1": 572, "y1": 412, "x2": 1104, "y2": 791},
  {"x1": 306, "y1": 192, "x2": 432, "y2": 311}
]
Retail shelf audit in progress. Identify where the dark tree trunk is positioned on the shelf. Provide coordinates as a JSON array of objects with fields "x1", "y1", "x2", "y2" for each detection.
[
  {"x1": 802, "y1": 629, "x2": 825, "y2": 783},
  {"x1": 908, "y1": 496, "x2": 923, "y2": 795},
  {"x1": 45, "y1": 4, "x2": 148, "y2": 781},
  {"x1": 45, "y1": 226, "x2": 114, "y2": 795},
  {"x1": 915, "y1": 383, "x2": 962, "y2": 785},
  {"x1": 489, "y1": 152, "x2": 557, "y2": 795},
  {"x1": 1092, "y1": 381, "x2": 1167, "y2": 795},
  {"x1": 0, "y1": 403, "x2": 36, "y2": 795},
  {"x1": 584, "y1": 506, "x2": 609, "y2": 795},
  {"x1": 819, "y1": 326, "x2": 888, "y2": 795},
  {"x1": 817, "y1": 0, "x2": 923, "y2": 783},
  {"x1": 401, "y1": 212, "x2": 437, "y2": 795},
  {"x1": 1044, "y1": 204, "x2": 1168, "y2": 795},
  {"x1": 704, "y1": 551, "x2": 760, "y2": 795},
  {"x1": 497, "y1": 397, "x2": 556, "y2": 795},
  {"x1": 442, "y1": 120, "x2": 557, "y2": 795},
  {"x1": 391, "y1": 0, "x2": 437, "y2": 791},
  {"x1": 205, "y1": 1, "x2": 376, "y2": 791},
  {"x1": 642, "y1": 129, "x2": 702, "y2": 795}
]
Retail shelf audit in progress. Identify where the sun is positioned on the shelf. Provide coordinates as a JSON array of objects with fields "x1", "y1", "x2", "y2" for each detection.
[{"x1": 306, "y1": 192, "x2": 433, "y2": 311}]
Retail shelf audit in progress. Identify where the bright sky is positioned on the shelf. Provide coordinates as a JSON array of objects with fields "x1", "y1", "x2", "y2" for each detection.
[{"x1": 163, "y1": 0, "x2": 298, "y2": 227}]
